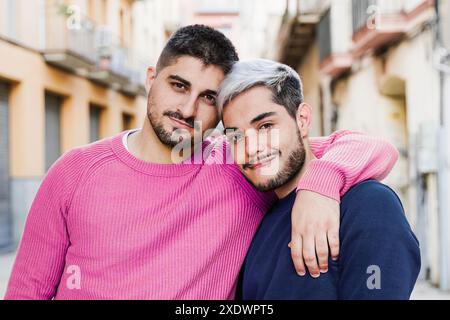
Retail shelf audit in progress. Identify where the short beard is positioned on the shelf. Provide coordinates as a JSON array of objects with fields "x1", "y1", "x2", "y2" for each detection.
[
  {"x1": 148, "y1": 111, "x2": 179, "y2": 147},
  {"x1": 147, "y1": 95, "x2": 191, "y2": 148},
  {"x1": 251, "y1": 130, "x2": 306, "y2": 192}
]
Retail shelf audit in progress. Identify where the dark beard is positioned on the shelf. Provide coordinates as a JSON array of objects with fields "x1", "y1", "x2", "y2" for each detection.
[
  {"x1": 148, "y1": 112, "x2": 179, "y2": 147},
  {"x1": 147, "y1": 97, "x2": 194, "y2": 148},
  {"x1": 250, "y1": 130, "x2": 306, "y2": 192}
]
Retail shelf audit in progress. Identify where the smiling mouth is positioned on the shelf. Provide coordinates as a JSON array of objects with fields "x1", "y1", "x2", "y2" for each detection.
[
  {"x1": 168, "y1": 116, "x2": 194, "y2": 129},
  {"x1": 246, "y1": 154, "x2": 278, "y2": 170}
]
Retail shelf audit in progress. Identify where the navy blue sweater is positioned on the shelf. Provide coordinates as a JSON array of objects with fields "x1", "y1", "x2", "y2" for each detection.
[{"x1": 237, "y1": 180, "x2": 421, "y2": 300}]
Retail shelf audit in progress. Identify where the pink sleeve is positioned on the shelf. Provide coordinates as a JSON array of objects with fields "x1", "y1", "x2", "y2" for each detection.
[
  {"x1": 4, "y1": 150, "x2": 81, "y2": 300},
  {"x1": 297, "y1": 130, "x2": 399, "y2": 202}
]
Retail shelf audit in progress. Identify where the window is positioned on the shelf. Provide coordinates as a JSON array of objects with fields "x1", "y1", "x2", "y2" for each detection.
[
  {"x1": 89, "y1": 104, "x2": 104, "y2": 142},
  {"x1": 122, "y1": 113, "x2": 135, "y2": 131},
  {"x1": 0, "y1": 82, "x2": 12, "y2": 250},
  {"x1": 45, "y1": 92, "x2": 62, "y2": 171}
]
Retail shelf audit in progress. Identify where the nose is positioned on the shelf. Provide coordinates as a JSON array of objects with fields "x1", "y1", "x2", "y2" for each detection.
[
  {"x1": 245, "y1": 130, "x2": 266, "y2": 161},
  {"x1": 179, "y1": 94, "x2": 198, "y2": 119}
]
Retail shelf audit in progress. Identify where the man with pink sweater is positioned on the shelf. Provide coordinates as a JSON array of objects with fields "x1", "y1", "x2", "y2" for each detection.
[{"x1": 5, "y1": 25, "x2": 398, "y2": 300}]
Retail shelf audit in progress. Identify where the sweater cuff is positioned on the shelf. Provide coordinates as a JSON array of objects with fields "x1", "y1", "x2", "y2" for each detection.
[{"x1": 296, "y1": 160, "x2": 345, "y2": 203}]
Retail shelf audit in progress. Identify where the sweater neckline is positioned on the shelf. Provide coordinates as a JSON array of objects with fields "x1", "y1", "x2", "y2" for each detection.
[
  {"x1": 273, "y1": 190, "x2": 297, "y2": 213},
  {"x1": 111, "y1": 132, "x2": 202, "y2": 177}
]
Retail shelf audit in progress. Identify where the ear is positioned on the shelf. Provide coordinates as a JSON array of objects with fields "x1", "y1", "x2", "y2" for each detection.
[
  {"x1": 295, "y1": 103, "x2": 312, "y2": 138},
  {"x1": 145, "y1": 67, "x2": 157, "y2": 93}
]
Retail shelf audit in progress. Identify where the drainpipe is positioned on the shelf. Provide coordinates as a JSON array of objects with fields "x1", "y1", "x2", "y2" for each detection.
[{"x1": 435, "y1": 0, "x2": 450, "y2": 291}]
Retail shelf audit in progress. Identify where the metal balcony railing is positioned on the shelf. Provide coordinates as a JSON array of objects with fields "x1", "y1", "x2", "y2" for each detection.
[
  {"x1": 352, "y1": 0, "x2": 407, "y2": 33},
  {"x1": 95, "y1": 28, "x2": 148, "y2": 91},
  {"x1": 96, "y1": 28, "x2": 130, "y2": 78},
  {"x1": 45, "y1": 4, "x2": 97, "y2": 63},
  {"x1": 352, "y1": 0, "x2": 376, "y2": 33},
  {"x1": 43, "y1": 3, "x2": 148, "y2": 93}
]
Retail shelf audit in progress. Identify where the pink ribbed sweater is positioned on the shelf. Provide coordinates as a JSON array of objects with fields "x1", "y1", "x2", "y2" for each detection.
[{"x1": 5, "y1": 130, "x2": 398, "y2": 300}]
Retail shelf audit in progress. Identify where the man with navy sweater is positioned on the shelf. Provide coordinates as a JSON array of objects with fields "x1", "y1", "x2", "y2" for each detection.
[{"x1": 218, "y1": 59, "x2": 421, "y2": 300}]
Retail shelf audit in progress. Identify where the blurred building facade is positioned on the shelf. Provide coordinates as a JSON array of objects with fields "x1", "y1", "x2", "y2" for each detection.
[
  {"x1": 1, "y1": 0, "x2": 448, "y2": 293},
  {"x1": 277, "y1": 0, "x2": 450, "y2": 290},
  {"x1": 436, "y1": 0, "x2": 450, "y2": 291},
  {"x1": 179, "y1": 0, "x2": 286, "y2": 60},
  {"x1": 0, "y1": 0, "x2": 180, "y2": 251}
]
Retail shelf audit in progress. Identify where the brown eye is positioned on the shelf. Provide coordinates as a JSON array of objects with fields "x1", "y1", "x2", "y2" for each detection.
[
  {"x1": 172, "y1": 82, "x2": 187, "y2": 91},
  {"x1": 260, "y1": 123, "x2": 273, "y2": 130},
  {"x1": 203, "y1": 94, "x2": 216, "y2": 105}
]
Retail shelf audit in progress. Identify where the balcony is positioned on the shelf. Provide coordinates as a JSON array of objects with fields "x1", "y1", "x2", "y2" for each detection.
[
  {"x1": 42, "y1": 3, "x2": 146, "y2": 96},
  {"x1": 352, "y1": 0, "x2": 415, "y2": 57},
  {"x1": 90, "y1": 30, "x2": 128, "y2": 85},
  {"x1": 278, "y1": 0, "x2": 330, "y2": 69},
  {"x1": 43, "y1": 4, "x2": 97, "y2": 73},
  {"x1": 352, "y1": 0, "x2": 435, "y2": 57}
]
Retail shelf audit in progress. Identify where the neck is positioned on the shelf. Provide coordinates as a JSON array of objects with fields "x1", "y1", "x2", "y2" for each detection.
[
  {"x1": 274, "y1": 141, "x2": 316, "y2": 199},
  {"x1": 128, "y1": 121, "x2": 177, "y2": 164}
]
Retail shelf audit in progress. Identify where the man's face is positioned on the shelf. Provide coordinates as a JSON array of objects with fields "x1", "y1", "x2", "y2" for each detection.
[
  {"x1": 223, "y1": 86, "x2": 306, "y2": 192},
  {"x1": 146, "y1": 56, "x2": 224, "y2": 147}
]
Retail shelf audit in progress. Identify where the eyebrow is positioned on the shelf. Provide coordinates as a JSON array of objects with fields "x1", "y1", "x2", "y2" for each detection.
[
  {"x1": 169, "y1": 75, "x2": 217, "y2": 97},
  {"x1": 224, "y1": 112, "x2": 277, "y2": 132},
  {"x1": 250, "y1": 112, "x2": 277, "y2": 125},
  {"x1": 168, "y1": 75, "x2": 191, "y2": 87},
  {"x1": 201, "y1": 89, "x2": 218, "y2": 98}
]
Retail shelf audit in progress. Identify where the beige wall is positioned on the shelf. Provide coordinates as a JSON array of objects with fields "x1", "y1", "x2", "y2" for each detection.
[
  {"x1": 298, "y1": 43, "x2": 324, "y2": 137},
  {"x1": 307, "y1": 0, "x2": 445, "y2": 286},
  {"x1": 0, "y1": 0, "x2": 42, "y2": 48},
  {"x1": 327, "y1": 25, "x2": 441, "y2": 283},
  {"x1": 329, "y1": 0, "x2": 352, "y2": 54}
]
